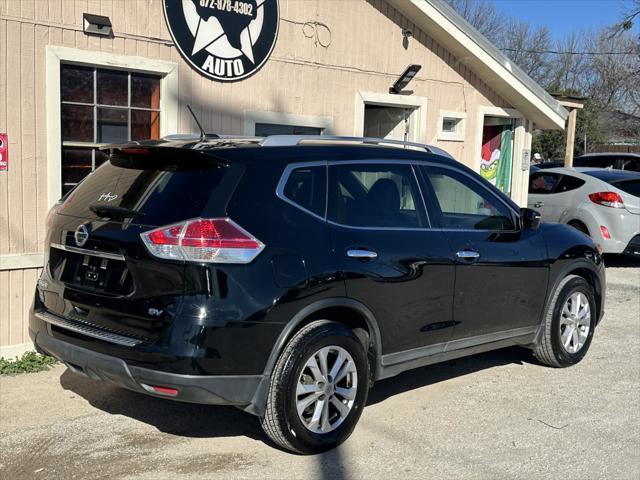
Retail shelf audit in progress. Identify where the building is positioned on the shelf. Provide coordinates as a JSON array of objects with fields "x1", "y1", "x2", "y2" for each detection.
[{"x1": 0, "y1": 0, "x2": 567, "y2": 357}]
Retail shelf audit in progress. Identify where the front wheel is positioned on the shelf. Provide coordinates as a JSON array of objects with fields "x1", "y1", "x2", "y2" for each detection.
[
  {"x1": 260, "y1": 320, "x2": 369, "y2": 454},
  {"x1": 534, "y1": 275, "x2": 596, "y2": 367}
]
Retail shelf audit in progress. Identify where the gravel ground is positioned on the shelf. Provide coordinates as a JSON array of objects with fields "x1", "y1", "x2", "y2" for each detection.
[{"x1": 1, "y1": 263, "x2": 638, "y2": 480}]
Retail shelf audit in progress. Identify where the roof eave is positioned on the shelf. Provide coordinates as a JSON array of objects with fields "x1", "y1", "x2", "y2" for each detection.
[{"x1": 389, "y1": 0, "x2": 568, "y2": 130}]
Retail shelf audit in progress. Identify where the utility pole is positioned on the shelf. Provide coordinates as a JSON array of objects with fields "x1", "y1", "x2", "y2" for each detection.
[{"x1": 551, "y1": 94, "x2": 586, "y2": 168}]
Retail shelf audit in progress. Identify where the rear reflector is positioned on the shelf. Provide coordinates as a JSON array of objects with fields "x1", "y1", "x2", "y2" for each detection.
[
  {"x1": 141, "y1": 218, "x2": 265, "y2": 264},
  {"x1": 600, "y1": 225, "x2": 611, "y2": 240},
  {"x1": 589, "y1": 192, "x2": 624, "y2": 208},
  {"x1": 142, "y1": 384, "x2": 179, "y2": 396}
]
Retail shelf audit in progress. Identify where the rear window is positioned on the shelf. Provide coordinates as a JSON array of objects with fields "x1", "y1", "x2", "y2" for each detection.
[
  {"x1": 60, "y1": 156, "x2": 235, "y2": 226},
  {"x1": 611, "y1": 179, "x2": 640, "y2": 197}
]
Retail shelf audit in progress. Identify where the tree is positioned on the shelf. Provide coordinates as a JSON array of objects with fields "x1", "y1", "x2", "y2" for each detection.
[
  {"x1": 499, "y1": 20, "x2": 552, "y2": 84},
  {"x1": 532, "y1": 94, "x2": 604, "y2": 161},
  {"x1": 444, "y1": 0, "x2": 504, "y2": 44}
]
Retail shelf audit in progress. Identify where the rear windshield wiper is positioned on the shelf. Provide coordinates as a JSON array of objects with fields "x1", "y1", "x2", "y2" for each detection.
[{"x1": 89, "y1": 204, "x2": 145, "y2": 219}]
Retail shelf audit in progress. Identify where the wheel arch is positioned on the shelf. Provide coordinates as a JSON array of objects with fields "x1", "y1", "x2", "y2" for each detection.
[
  {"x1": 262, "y1": 298, "x2": 383, "y2": 381},
  {"x1": 542, "y1": 259, "x2": 604, "y2": 334}
]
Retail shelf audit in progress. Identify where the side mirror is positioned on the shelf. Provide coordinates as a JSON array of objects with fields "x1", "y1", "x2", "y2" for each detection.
[{"x1": 520, "y1": 208, "x2": 541, "y2": 231}]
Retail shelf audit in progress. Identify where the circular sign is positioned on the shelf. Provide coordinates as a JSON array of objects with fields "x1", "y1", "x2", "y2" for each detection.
[{"x1": 163, "y1": 0, "x2": 279, "y2": 82}]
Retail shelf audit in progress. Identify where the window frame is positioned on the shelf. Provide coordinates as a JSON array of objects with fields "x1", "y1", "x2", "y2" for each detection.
[
  {"x1": 59, "y1": 65, "x2": 163, "y2": 195},
  {"x1": 276, "y1": 162, "x2": 329, "y2": 221},
  {"x1": 276, "y1": 159, "x2": 520, "y2": 232},
  {"x1": 46, "y1": 46, "x2": 178, "y2": 208},
  {"x1": 437, "y1": 110, "x2": 466, "y2": 142}
]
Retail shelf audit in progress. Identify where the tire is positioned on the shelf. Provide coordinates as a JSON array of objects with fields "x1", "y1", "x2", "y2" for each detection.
[
  {"x1": 260, "y1": 320, "x2": 370, "y2": 454},
  {"x1": 568, "y1": 220, "x2": 590, "y2": 237},
  {"x1": 534, "y1": 275, "x2": 596, "y2": 367}
]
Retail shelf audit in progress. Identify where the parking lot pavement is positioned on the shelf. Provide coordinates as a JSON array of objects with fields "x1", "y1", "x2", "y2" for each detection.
[{"x1": 1, "y1": 264, "x2": 638, "y2": 480}]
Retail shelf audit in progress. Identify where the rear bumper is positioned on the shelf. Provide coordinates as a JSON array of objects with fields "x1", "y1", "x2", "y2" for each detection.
[{"x1": 31, "y1": 328, "x2": 269, "y2": 415}]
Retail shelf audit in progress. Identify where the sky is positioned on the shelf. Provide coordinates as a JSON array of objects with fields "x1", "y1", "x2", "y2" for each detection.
[{"x1": 493, "y1": 0, "x2": 636, "y2": 41}]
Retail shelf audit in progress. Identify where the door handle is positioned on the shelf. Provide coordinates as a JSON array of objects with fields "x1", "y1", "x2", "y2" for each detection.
[
  {"x1": 534, "y1": 202, "x2": 544, "y2": 208},
  {"x1": 456, "y1": 250, "x2": 480, "y2": 260},
  {"x1": 347, "y1": 249, "x2": 378, "y2": 259}
]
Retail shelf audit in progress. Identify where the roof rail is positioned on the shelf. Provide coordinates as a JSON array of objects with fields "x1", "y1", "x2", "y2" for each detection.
[
  {"x1": 163, "y1": 134, "x2": 263, "y2": 142},
  {"x1": 259, "y1": 135, "x2": 452, "y2": 157}
]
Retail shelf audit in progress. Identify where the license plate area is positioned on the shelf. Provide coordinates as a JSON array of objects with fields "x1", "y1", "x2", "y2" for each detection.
[{"x1": 53, "y1": 248, "x2": 132, "y2": 295}]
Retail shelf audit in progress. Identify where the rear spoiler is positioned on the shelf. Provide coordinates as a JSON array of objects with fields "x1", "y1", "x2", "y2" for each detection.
[{"x1": 101, "y1": 144, "x2": 231, "y2": 168}]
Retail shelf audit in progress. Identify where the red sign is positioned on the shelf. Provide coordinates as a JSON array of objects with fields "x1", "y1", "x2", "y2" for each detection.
[{"x1": 0, "y1": 134, "x2": 7, "y2": 171}]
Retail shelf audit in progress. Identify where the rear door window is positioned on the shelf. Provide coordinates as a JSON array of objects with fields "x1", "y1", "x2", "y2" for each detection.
[
  {"x1": 281, "y1": 165, "x2": 326, "y2": 217},
  {"x1": 328, "y1": 163, "x2": 427, "y2": 228}
]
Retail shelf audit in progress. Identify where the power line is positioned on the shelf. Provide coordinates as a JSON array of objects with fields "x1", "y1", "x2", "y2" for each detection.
[{"x1": 501, "y1": 48, "x2": 638, "y2": 55}]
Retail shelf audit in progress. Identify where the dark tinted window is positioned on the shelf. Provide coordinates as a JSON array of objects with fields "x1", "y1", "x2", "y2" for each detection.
[
  {"x1": 282, "y1": 166, "x2": 326, "y2": 217},
  {"x1": 611, "y1": 180, "x2": 640, "y2": 197},
  {"x1": 328, "y1": 164, "x2": 425, "y2": 228},
  {"x1": 555, "y1": 175, "x2": 585, "y2": 193},
  {"x1": 529, "y1": 172, "x2": 561, "y2": 194},
  {"x1": 574, "y1": 156, "x2": 616, "y2": 169},
  {"x1": 60, "y1": 159, "x2": 231, "y2": 226},
  {"x1": 422, "y1": 166, "x2": 515, "y2": 230},
  {"x1": 621, "y1": 158, "x2": 640, "y2": 172}
]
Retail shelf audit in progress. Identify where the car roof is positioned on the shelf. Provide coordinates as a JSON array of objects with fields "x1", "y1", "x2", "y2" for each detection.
[
  {"x1": 576, "y1": 168, "x2": 640, "y2": 182},
  {"x1": 533, "y1": 167, "x2": 640, "y2": 181},
  {"x1": 102, "y1": 135, "x2": 461, "y2": 167},
  {"x1": 575, "y1": 152, "x2": 640, "y2": 159}
]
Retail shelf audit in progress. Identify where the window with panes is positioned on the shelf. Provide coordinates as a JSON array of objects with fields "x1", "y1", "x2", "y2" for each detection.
[{"x1": 60, "y1": 64, "x2": 161, "y2": 194}]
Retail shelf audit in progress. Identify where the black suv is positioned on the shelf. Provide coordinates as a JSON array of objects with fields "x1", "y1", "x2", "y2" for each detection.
[{"x1": 30, "y1": 136, "x2": 605, "y2": 454}]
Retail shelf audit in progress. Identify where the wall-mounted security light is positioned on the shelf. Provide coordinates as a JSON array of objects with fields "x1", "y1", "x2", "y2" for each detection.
[
  {"x1": 389, "y1": 64, "x2": 421, "y2": 94},
  {"x1": 402, "y1": 29, "x2": 413, "y2": 49},
  {"x1": 83, "y1": 13, "x2": 113, "y2": 37}
]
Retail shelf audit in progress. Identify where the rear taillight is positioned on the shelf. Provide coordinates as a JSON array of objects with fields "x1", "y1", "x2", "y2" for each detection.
[
  {"x1": 589, "y1": 192, "x2": 624, "y2": 208},
  {"x1": 141, "y1": 218, "x2": 265, "y2": 264}
]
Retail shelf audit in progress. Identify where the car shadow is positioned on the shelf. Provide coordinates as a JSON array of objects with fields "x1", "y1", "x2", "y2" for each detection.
[
  {"x1": 603, "y1": 254, "x2": 640, "y2": 268},
  {"x1": 60, "y1": 346, "x2": 535, "y2": 446},
  {"x1": 367, "y1": 346, "x2": 532, "y2": 406},
  {"x1": 59, "y1": 369, "x2": 266, "y2": 441}
]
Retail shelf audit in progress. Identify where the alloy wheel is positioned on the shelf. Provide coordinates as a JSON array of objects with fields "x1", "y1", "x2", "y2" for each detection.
[
  {"x1": 559, "y1": 292, "x2": 591, "y2": 354},
  {"x1": 295, "y1": 345, "x2": 358, "y2": 434}
]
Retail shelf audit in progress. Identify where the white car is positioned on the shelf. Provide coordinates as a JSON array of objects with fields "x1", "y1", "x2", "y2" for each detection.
[{"x1": 528, "y1": 167, "x2": 640, "y2": 255}]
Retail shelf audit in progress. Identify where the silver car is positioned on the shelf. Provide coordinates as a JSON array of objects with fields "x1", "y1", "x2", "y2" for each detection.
[{"x1": 528, "y1": 167, "x2": 640, "y2": 255}]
